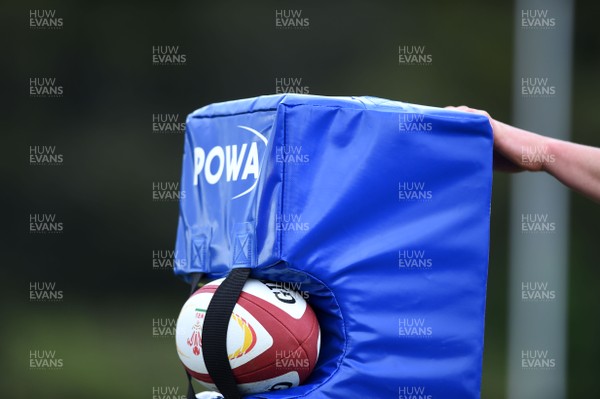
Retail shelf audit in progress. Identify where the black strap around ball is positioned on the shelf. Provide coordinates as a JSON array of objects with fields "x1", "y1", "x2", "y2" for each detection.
[{"x1": 201, "y1": 267, "x2": 252, "y2": 399}]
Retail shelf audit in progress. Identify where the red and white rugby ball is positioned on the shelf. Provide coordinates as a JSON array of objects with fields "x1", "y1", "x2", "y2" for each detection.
[{"x1": 175, "y1": 278, "x2": 321, "y2": 394}]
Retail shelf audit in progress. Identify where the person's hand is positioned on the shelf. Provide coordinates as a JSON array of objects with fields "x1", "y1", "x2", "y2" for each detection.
[
  {"x1": 446, "y1": 105, "x2": 600, "y2": 202},
  {"x1": 446, "y1": 105, "x2": 550, "y2": 173}
]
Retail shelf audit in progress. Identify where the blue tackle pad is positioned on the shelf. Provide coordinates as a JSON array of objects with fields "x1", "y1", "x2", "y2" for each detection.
[{"x1": 174, "y1": 94, "x2": 493, "y2": 399}]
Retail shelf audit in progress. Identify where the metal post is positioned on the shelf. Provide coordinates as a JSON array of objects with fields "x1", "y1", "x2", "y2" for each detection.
[{"x1": 508, "y1": 1, "x2": 573, "y2": 398}]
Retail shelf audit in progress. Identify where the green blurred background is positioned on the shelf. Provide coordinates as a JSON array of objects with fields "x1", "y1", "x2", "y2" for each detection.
[{"x1": 1, "y1": 1, "x2": 598, "y2": 398}]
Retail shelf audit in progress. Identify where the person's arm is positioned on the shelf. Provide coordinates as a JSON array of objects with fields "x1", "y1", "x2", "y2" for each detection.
[
  {"x1": 544, "y1": 137, "x2": 600, "y2": 202},
  {"x1": 447, "y1": 105, "x2": 600, "y2": 202}
]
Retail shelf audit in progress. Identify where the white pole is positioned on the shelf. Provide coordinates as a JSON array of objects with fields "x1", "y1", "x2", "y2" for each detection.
[{"x1": 508, "y1": 1, "x2": 573, "y2": 398}]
